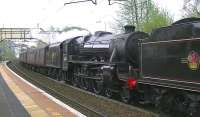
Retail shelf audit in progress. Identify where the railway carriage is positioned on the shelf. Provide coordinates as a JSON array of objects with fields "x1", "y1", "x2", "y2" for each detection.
[
  {"x1": 26, "y1": 49, "x2": 36, "y2": 66},
  {"x1": 34, "y1": 46, "x2": 48, "y2": 74},
  {"x1": 19, "y1": 51, "x2": 27, "y2": 64},
  {"x1": 35, "y1": 47, "x2": 47, "y2": 67}
]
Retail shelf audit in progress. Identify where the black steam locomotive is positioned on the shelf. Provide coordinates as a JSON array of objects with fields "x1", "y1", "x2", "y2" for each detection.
[{"x1": 19, "y1": 18, "x2": 200, "y2": 116}]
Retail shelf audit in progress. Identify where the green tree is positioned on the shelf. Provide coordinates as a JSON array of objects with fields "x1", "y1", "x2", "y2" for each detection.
[
  {"x1": 115, "y1": 0, "x2": 152, "y2": 31},
  {"x1": 0, "y1": 40, "x2": 16, "y2": 60},
  {"x1": 114, "y1": 0, "x2": 172, "y2": 33},
  {"x1": 141, "y1": 4, "x2": 173, "y2": 32},
  {"x1": 183, "y1": 0, "x2": 200, "y2": 17}
]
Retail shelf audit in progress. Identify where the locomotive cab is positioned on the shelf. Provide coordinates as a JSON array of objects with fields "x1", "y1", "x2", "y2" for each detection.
[{"x1": 62, "y1": 36, "x2": 84, "y2": 70}]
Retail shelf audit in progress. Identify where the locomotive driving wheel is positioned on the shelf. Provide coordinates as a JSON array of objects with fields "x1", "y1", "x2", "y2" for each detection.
[
  {"x1": 157, "y1": 92, "x2": 175, "y2": 116},
  {"x1": 61, "y1": 71, "x2": 66, "y2": 81},
  {"x1": 56, "y1": 70, "x2": 61, "y2": 81},
  {"x1": 81, "y1": 78, "x2": 90, "y2": 90},
  {"x1": 120, "y1": 86, "x2": 132, "y2": 103},
  {"x1": 105, "y1": 87, "x2": 113, "y2": 98},
  {"x1": 72, "y1": 71, "x2": 79, "y2": 87},
  {"x1": 72, "y1": 76, "x2": 79, "y2": 87},
  {"x1": 92, "y1": 78, "x2": 103, "y2": 94},
  {"x1": 72, "y1": 66, "x2": 81, "y2": 87}
]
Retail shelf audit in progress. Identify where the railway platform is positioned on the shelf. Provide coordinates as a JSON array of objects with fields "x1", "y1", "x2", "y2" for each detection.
[{"x1": 0, "y1": 62, "x2": 85, "y2": 117}]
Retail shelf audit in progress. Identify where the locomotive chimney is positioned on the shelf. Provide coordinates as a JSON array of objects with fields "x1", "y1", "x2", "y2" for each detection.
[{"x1": 124, "y1": 25, "x2": 135, "y2": 33}]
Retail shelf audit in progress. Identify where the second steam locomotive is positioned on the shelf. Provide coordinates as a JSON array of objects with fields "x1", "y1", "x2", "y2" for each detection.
[{"x1": 19, "y1": 18, "x2": 200, "y2": 117}]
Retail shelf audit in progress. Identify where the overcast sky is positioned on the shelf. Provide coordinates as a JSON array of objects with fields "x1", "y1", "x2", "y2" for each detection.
[{"x1": 0, "y1": 0, "x2": 184, "y2": 32}]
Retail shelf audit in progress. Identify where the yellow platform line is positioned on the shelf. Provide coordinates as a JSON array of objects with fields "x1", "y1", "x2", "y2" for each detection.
[{"x1": 0, "y1": 66, "x2": 50, "y2": 117}]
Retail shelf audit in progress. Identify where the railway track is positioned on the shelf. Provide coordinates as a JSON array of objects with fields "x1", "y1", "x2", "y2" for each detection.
[{"x1": 7, "y1": 61, "x2": 158, "y2": 117}]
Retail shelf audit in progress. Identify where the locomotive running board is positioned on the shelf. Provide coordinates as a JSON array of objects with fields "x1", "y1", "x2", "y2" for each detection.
[{"x1": 138, "y1": 77, "x2": 200, "y2": 93}]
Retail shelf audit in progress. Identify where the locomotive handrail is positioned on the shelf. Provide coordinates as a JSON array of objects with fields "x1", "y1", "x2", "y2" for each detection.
[{"x1": 84, "y1": 40, "x2": 110, "y2": 45}]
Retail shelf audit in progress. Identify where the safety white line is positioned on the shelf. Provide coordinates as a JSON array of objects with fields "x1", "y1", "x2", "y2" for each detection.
[{"x1": 4, "y1": 62, "x2": 86, "y2": 117}]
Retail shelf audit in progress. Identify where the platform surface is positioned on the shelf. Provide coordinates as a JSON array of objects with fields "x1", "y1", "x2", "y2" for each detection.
[
  {"x1": 0, "y1": 63, "x2": 85, "y2": 117},
  {"x1": 0, "y1": 74, "x2": 30, "y2": 117}
]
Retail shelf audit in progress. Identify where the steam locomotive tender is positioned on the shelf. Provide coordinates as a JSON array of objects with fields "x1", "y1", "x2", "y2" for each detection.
[{"x1": 19, "y1": 18, "x2": 200, "y2": 116}]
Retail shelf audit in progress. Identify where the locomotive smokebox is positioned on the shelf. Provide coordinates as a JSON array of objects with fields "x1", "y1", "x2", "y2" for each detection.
[
  {"x1": 124, "y1": 25, "x2": 135, "y2": 33},
  {"x1": 125, "y1": 32, "x2": 148, "y2": 66},
  {"x1": 109, "y1": 32, "x2": 148, "y2": 67}
]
